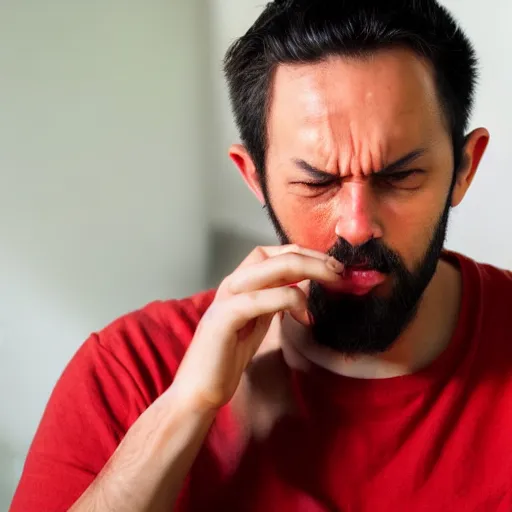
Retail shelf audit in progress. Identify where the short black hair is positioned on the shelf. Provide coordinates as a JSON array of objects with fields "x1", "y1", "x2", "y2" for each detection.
[{"x1": 224, "y1": 0, "x2": 478, "y2": 185}]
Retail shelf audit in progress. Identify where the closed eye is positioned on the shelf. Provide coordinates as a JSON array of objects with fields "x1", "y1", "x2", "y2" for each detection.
[
  {"x1": 374, "y1": 169, "x2": 425, "y2": 189},
  {"x1": 298, "y1": 180, "x2": 335, "y2": 188},
  {"x1": 292, "y1": 176, "x2": 339, "y2": 189},
  {"x1": 382, "y1": 170, "x2": 418, "y2": 181}
]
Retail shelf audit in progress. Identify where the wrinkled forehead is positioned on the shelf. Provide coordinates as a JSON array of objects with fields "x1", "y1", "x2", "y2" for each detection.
[{"x1": 267, "y1": 48, "x2": 448, "y2": 167}]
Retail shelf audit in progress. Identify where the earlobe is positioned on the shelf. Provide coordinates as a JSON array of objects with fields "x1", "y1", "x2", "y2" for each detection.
[
  {"x1": 228, "y1": 144, "x2": 265, "y2": 204},
  {"x1": 451, "y1": 128, "x2": 490, "y2": 207}
]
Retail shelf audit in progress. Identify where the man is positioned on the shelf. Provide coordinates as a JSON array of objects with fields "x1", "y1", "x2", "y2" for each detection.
[{"x1": 10, "y1": 0, "x2": 512, "y2": 510}]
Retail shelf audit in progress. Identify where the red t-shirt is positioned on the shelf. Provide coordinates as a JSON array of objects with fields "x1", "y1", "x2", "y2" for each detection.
[{"x1": 10, "y1": 252, "x2": 512, "y2": 511}]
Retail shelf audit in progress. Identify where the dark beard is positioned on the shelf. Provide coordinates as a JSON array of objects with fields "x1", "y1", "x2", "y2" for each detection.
[{"x1": 264, "y1": 186, "x2": 453, "y2": 355}]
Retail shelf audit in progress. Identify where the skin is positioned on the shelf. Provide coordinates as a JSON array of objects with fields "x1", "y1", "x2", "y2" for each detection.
[{"x1": 230, "y1": 47, "x2": 490, "y2": 378}]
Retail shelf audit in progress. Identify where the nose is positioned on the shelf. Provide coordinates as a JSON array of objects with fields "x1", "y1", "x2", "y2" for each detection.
[{"x1": 334, "y1": 183, "x2": 383, "y2": 247}]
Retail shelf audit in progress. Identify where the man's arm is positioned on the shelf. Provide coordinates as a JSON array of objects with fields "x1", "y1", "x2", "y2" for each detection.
[
  {"x1": 70, "y1": 386, "x2": 216, "y2": 511},
  {"x1": 68, "y1": 245, "x2": 342, "y2": 511}
]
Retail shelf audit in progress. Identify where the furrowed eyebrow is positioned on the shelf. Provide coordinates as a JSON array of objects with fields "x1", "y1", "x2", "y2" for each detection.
[
  {"x1": 293, "y1": 148, "x2": 427, "y2": 178},
  {"x1": 292, "y1": 160, "x2": 337, "y2": 180},
  {"x1": 374, "y1": 149, "x2": 427, "y2": 176}
]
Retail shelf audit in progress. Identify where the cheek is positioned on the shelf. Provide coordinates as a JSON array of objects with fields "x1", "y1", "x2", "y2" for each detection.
[
  {"x1": 275, "y1": 198, "x2": 338, "y2": 252},
  {"x1": 381, "y1": 191, "x2": 447, "y2": 267}
]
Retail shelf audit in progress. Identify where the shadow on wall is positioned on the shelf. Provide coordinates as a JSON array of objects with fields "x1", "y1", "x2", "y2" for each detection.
[{"x1": 206, "y1": 227, "x2": 277, "y2": 288}]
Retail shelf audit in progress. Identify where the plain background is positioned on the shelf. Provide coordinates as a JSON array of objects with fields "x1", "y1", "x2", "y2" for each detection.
[{"x1": 1, "y1": 0, "x2": 510, "y2": 506}]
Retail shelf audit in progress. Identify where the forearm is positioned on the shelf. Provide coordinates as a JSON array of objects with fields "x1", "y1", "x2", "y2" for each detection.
[{"x1": 69, "y1": 387, "x2": 216, "y2": 512}]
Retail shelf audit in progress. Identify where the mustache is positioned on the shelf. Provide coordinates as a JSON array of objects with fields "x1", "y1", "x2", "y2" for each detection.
[{"x1": 327, "y1": 238, "x2": 403, "y2": 275}]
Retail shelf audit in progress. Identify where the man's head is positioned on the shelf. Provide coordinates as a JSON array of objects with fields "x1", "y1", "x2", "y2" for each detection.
[{"x1": 224, "y1": 0, "x2": 489, "y2": 355}]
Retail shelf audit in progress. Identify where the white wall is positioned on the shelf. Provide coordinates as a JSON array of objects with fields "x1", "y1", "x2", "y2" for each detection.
[
  {"x1": 209, "y1": 0, "x2": 512, "y2": 269},
  {"x1": 0, "y1": 1, "x2": 210, "y2": 506}
]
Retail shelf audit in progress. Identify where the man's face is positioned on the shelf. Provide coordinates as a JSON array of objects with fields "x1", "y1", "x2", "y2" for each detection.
[{"x1": 263, "y1": 48, "x2": 456, "y2": 354}]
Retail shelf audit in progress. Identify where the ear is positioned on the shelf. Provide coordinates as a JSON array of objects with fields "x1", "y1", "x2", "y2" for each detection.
[
  {"x1": 451, "y1": 128, "x2": 490, "y2": 207},
  {"x1": 229, "y1": 144, "x2": 265, "y2": 205}
]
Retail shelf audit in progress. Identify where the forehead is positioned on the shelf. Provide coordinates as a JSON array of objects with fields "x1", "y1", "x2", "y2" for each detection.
[{"x1": 267, "y1": 48, "x2": 446, "y2": 165}]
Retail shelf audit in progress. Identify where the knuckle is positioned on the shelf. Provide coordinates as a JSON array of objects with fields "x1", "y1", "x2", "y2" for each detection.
[
  {"x1": 241, "y1": 291, "x2": 260, "y2": 310},
  {"x1": 216, "y1": 283, "x2": 231, "y2": 300},
  {"x1": 284, "y1": 253, "x2": 305, "y2": 272},
  {"x1": 222, "y1": 275, "x2": 238, "y2": 294},
  {"x1": 254, "y1": 246, "x2": 267, "y2": 258},
  {"x1": 201, "y1": 301, "x2": 224, "y2": 323},
  {"x1": 212, "y1": 299, "x2": 246, "y2": 330},
  {"x1": 217, "y1": 278, "x2": 229, "y2": 293},
  {"x1": 219, "y1": 270, "x2": 243, "y2": 296},
  {"x1": 226, "y1": 294, "x2": 253, "y2": 319}
]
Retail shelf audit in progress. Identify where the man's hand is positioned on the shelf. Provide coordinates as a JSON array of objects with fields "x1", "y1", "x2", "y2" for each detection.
[
  {"x1": 171, "y1": 244, "x2": 344, "y2": 412},
  {"x1": 69, "y1": 244, "x2": 343, "y2": 512}
]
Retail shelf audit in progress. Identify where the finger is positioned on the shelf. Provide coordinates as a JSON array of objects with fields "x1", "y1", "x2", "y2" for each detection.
[
  {"x1": 290, "y1": 308, "x2": 312, "y2": 327},
  {"x1": 237, "y1": 244, "x2": 332, "y2": 270},
  {"x1": 218, "y1": 286, "x2": 308, "y2": 333},
  {"x1": 227, "y1": 252, "x2": 344, "y2": 294},
  {"x1": 294, "y1": 279, "x2": 311, "y2": 298}
]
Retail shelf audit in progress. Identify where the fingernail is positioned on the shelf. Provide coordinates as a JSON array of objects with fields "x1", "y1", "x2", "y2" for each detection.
[{"x1": 327, "y1": 257, "x2": 344, "y2": 273}]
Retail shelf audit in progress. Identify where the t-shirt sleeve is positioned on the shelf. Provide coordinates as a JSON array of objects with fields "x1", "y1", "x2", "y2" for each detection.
[{"x1": 9, "y1": 333, "x2": 151, "y2": 512}]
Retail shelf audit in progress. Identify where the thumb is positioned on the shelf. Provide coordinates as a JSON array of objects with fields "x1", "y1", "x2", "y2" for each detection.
[{"x1": 290, "y1": 280, "x2": 313, "y2": 326}]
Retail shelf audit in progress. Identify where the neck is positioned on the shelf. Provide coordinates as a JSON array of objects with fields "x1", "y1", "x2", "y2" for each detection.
[{"x1": 281, "y1": 256, "x2": 462, "y2": 380}]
